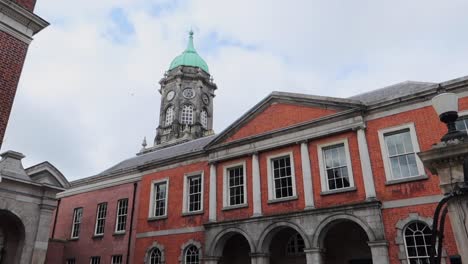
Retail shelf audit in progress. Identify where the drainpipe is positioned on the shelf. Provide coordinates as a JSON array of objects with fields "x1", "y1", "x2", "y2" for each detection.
[
  {"x1": 126, "y1": 182, "x2": 138, "y2": 264},
  {"x1": 51, "y1": 198, "x2": 61, "y2": 239}
]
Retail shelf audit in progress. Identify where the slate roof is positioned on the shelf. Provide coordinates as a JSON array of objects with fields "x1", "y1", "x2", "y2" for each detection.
[
  {"x1": 94, "y1": 135, "x2": 215, "y2": 178},
  {"x1": 349, "y1": 81, "x2": 436, "y2": 104}
]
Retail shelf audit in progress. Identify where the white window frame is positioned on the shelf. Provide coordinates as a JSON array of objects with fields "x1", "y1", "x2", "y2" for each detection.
[
  {"x1": 94, "y1": 202, "x2": 107, "y2": 236},
  {"x1": 266, "y1": 152, "x2": 297, "y2": 201},
  {"x1": 378, "y1": 123, "x2": 425, "y2": 182},
  {"x1": 71, "y1": 207, "x2": 83, "y2": 239},
  {"x1": 223, "y1": 161, "x2": 247, "y2": 208},
  {"x1": 180, "y1": 105, "x2": 194, "y2": 125},
  {"x1": 148, "y1": 178, "x2": 169, "y2": 219},
  {"x1": 317, "y1": 138, "x2": 355, "y2": 192},
  {"x1": 200, "y1": 110, "x2": 208, "y2": 128},
  {"x1": 182, "y1": 171, "x2": 204, "y2": 214},
  {"x1": 115, "y1": 198, "x2": 129, "y2": 233},
  {"x1": 111, "y1": 255, "x2": 123, "y2": 264}
]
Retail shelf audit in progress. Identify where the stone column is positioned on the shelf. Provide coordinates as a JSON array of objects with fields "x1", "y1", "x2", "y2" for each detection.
[
  {"x1": 252, "y1": 153, "x2": 262, "y2": 217},
  {"x1": 203, "y1": 256, "x2": 220, "y2": 264},
  {"x1": 31, "y1": 202, "x2": 56, "y2": 264},
  {"x1": 250, "y1": 253, "x2": 269, "y2": 264},
  {"x1": 209, "y1": 163, "x2": 217, "y2": 222},
  {"x1": 304, "y1": 248, "x2": 323, "y2": 264},
  {"x1": 356, "y1": 127, "x2": 377, "y2": 199},
  {"x1": 367, "y1": 240, "x2": 390, "y2": 264},
  {"x1": 300, "y1": 141, "x2": 315, "y2": 209}
]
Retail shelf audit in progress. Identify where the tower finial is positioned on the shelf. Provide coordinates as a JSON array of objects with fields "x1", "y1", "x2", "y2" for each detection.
[{"x1": 186, "y1": 29, "x2": 195, "y2": 53}]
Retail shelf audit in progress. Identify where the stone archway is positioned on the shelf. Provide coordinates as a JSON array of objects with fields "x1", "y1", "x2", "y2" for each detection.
[
  {"x1": 208, "y1": 228, "x2": 255, "y2": 264},
  {"x1": 0, "y1": 210, "x2": 25, "y2": 264},
  {"x1": 257, "y1": 222, "x2": 311, "y2": 264},
  {"x1": 312, "y1": 214, "x2": 380, "y2": 264}
]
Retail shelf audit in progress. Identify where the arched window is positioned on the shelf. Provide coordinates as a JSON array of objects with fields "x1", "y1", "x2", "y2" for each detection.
[
  {"x1": 165, "y1": 106, "x2": 174, "y2": 126},
  {"x1": 184, "y1": 245, "x2": 199, "y2": 264},
  {"x1": 149, "y1": 248, "x2": 162, "y2": 264},
  {"x1": 404, "y1": 221, "x2": 432, "y2": 263},
  {"x1": 286, "y1": 233, "x2": 305, "y2": 256},
  {"x1": 180, "y1": 105, "x2": 194, "y2": 125},
  {"x1": 200, "y1": 110, "x2": 208, "y2": 128}
]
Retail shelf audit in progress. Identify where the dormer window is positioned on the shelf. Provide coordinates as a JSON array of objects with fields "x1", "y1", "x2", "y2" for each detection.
[
  {"x1": 181, "y1": 105, "x2": 194, "y2": 125},
  {"x1": 165, "y1": 106, "x2": 174, "y2": 126}
]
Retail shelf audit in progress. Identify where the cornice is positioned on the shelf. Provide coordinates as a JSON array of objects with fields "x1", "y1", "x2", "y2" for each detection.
[{"x1": 0, "y1": 0, "x2": 49, "y2": 43}]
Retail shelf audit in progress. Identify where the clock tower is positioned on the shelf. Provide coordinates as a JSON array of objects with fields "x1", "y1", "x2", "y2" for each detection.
[{"x1": 154, "y1": 31, "x2": 217, "y2": 147}]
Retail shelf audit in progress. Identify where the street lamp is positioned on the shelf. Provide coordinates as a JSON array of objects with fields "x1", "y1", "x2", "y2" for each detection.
[
  {"x1": 432, "y1": 93, "x2": 467, "y2": 142},
  {"x1": 418, "y1": 92, "x2": 468, "y2": 264}
]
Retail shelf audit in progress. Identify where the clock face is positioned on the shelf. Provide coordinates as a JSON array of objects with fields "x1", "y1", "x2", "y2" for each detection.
[
  {"x1": 166, "y1": 90, "x2": 175, "y2": 101},
  {"x1": 182, "y1": 88, "x2": 195, "y2": 99},
  {"x1": 202, "y1": 94, "x2": 209, "y2": 105}
]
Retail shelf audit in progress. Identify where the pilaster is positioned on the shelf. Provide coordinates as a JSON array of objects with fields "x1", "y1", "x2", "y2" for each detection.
[
  {"x1": 356, "y1": 127, "x2": 377, "y2": 199},
  {"x1": 367, "y1": 240, "x2": 390, "y2": 264},
  {"x1": 252, "y1": 153, "x2": 262, "y2": 217},
  {"x1": 300, "y1": 141, "x2": 315, "y2": 209},
  {"x1": 209, "y1": 163, "x2": 217, "y2": 222}
]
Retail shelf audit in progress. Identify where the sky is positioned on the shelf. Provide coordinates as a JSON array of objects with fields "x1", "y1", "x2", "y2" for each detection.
[{"x1": 3, "y1": 0, "x2": 468, "y2": 181}]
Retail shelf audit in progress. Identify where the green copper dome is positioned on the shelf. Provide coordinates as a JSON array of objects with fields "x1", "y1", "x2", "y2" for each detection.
[{"x1": 169, "y1": 31, "x2": 209, "y2": 73}]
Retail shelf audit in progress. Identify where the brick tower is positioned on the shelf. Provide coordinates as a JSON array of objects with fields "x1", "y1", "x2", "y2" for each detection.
[{"x1": 0, "y1": 0, "x2": 48, "y2": 149}]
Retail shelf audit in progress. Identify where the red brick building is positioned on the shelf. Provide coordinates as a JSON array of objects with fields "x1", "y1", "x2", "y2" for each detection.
[
  {"x1": 47, "y1": 33, "x2": 466, "y2": 264},
  {"x1": 0, "y1": 0, "x2": 48, "y2": 150}
]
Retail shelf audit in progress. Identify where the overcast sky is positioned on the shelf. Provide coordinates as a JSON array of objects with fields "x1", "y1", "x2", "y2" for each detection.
[{"x1": 3, "y1": 0, "x2": 468, "y2": 181}]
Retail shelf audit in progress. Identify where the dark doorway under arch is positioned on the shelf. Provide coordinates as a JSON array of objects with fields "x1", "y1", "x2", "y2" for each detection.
[
  {"x1": 220, "y1": 233, "x2": 251, "y2": 264},
  {"x1": 323, "y1": 220, "x2": 372, "y2": 264},
  {"x1": 269, "y1": 227, "x2": 307, "y2": 264},
  {"x1": 0, "y1": 210, "x2": 25, "y2": 264}
]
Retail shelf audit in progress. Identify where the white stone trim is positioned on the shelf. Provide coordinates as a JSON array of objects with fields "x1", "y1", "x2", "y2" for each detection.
[
  {"x1": 222, "y1": 161, "x2": 247, "y2": 208},
  {"x1": 266, "y1": 151, "x2": 297, "y2": 201},
  {"x1": 356, "y1": 128, "x2": 376, "y2": 199},
  {"x1": 382, "y1": 194, "x2": 443, "y2": 209},
  {"x1": 252, "y1": 153, "x2": 262, "y2": 216},
  {"x1": 377, "y1": 122, "x2": 425, "y2": 182},
  {"x1": 136, "y1": 226, "x2": 204, "y2": 239},
  {"x1": 148, "y1": 178, "x2": 169, "y2": 219},
  {"x1": 0, "y1": 0, "x2": 49, "y2": 44},
  {"x1": 208, "y1": 164, "x2": 217, "y2": 222},
  {"x1": 182, "y1": 171, "x2": 204, "y2": 214},
  {"x1": 317, "y1": 138, "x2": 355, "y2": 192},
  {"x1": 300, "y1": 142, "x2": 314, "y2": 208}
]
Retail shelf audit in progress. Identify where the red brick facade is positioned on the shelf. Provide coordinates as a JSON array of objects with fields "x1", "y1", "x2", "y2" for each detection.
[
  {"x1": 0, "y1": 30, "x2": 29, "y2": 148},
  {"x1": 13, "y1": 0, "x2": 36, "y2": 11}
]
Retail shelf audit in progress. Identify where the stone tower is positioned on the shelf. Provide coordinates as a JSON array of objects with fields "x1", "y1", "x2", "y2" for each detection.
[{"x1": 154, "y1": 31, "x2": 217, "y2": 147}]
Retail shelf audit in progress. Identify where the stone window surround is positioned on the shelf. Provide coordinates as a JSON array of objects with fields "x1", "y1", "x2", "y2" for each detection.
[
  {"x1": 377, "y1": 122, "x2": 425, "y2": 184},
  {"x1": 317, "y1": 138, "x2": 355, "y2": 193},
  {"x1": 395, "y1": 213, "x2": 447, "y2": 264},
  {"x1": 182, "y1": 171, "x2": 204, "y2": 215},
  {"x1": 144, "y1": 241, "x2": 166, "y2": 264},
  {"x1": 179, "y1": 239, "x2": 202, "y2": 264},
  {"x1": 266, "y1": 151, "x2": 298, "y2": 202},
  {"x1": 148, "y1": 178, "x2": 169, "y2": 220},
  {"x1": 222, "y1": 161, "x2": 248, "y2": 209}
]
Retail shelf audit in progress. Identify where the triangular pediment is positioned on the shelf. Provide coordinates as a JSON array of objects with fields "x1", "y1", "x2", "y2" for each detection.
[
  {"x1": 208, "y1": 92, "x2": 364, "y2": 147},
  {"x1": 26, "y1": 162, "x2": 70, "y2": 189}
]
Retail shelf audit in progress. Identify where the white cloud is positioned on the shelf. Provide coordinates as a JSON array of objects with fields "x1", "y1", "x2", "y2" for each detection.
[{"x1": 3, "y1": 0, "x2": 468, "y2": 180}]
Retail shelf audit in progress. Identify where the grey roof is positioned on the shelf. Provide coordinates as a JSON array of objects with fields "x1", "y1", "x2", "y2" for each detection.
[
  {"x1": 95, "y1": 135, "x2": 215, "y2": 177},
  {"x1": 349, "y1": 81, "x2": 436, "y2": 104}
]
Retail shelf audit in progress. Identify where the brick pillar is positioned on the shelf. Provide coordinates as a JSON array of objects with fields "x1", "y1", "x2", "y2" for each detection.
[
  {"x1": 0, "y1": 31, "x2": 28, "y2": 149},
  {"x1": 0, "y1": 0, "x2": 49, "y2": 149}
]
